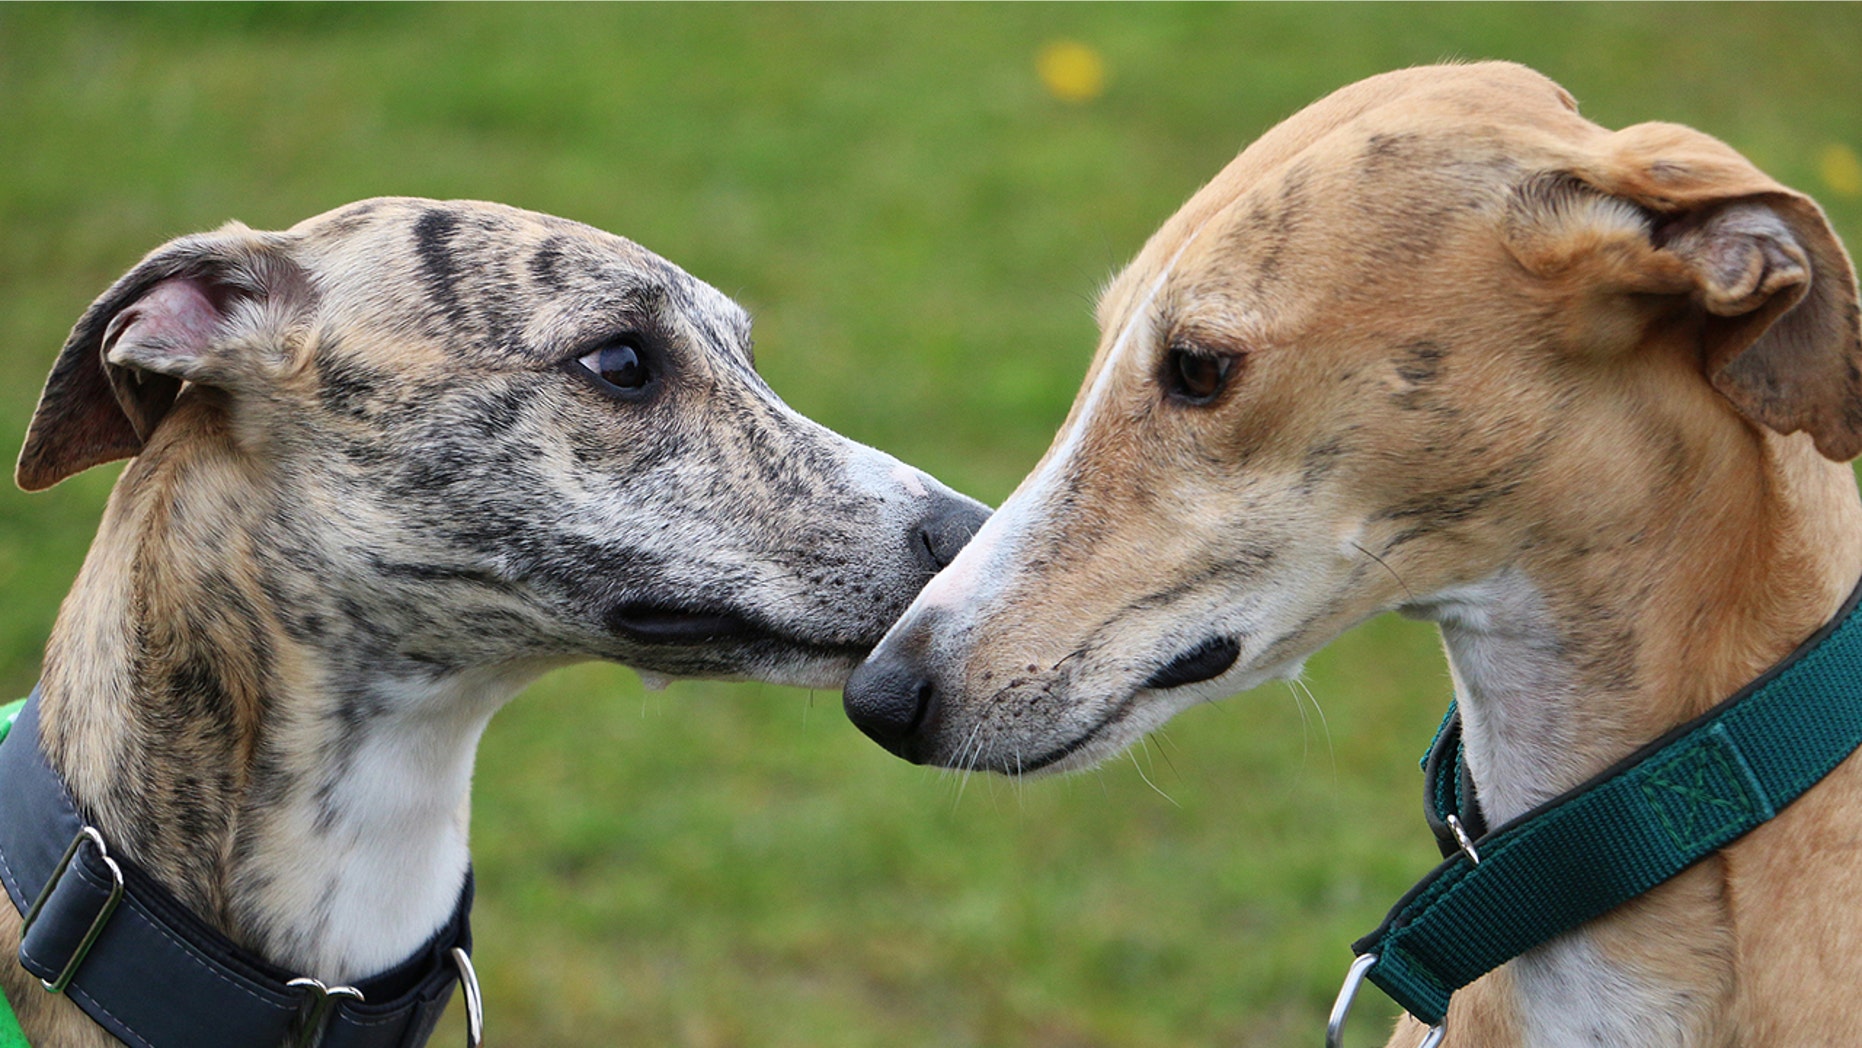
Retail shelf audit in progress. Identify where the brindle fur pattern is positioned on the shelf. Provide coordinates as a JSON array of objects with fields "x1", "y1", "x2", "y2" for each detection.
[
  {"x1": 9, "y1": 197, "x2": 984, "y2": 1046},
  {"x1": 849, "y1": 63, "x2": 1862, "y2": 1045}
]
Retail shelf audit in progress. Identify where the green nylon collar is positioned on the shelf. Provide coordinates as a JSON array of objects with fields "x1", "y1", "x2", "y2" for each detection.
[
  {"x1": 0, "y1": 699, "x2": 32, "y2": 1048},
  {"x1": 1351, "y1": 577, "x2": 1862, "y2": 1026}
]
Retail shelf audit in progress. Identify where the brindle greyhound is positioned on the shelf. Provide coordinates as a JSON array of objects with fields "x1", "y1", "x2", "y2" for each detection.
[
  {"x1": 846, "y1": 63, "x2": 1862, "y2": 1045},
  {"x1": 8, "y1": 197, "x2": 986, "y2": 1046}
]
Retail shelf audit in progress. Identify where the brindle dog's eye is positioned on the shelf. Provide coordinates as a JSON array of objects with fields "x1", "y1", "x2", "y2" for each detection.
[
  {"x1": 578, "y1": 342, "x2": 649, "y2": 392},
  {"x1": 1164, "y1": 345, "x2": 1239, "y2": 405}
]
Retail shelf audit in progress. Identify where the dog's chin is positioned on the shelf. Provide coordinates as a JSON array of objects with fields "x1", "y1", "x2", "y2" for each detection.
[
  {"x1": 938, "y1": 713, "x2": 1146, "y2": 778},
  {"x1": 749, "y1": 652, "x2": 865, "y2": 690},
  {"x1": 927, "y1": 656, "x2": 1307, "y2": 777},
  {"x1": 629, "y1": 648, "x2": 866, "y2": 691}
]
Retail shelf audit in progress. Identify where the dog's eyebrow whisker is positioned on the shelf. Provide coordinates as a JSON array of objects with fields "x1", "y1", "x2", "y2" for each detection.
[{"x1": 1350, "y1": 540, "x2": 1415, "y2": 602}]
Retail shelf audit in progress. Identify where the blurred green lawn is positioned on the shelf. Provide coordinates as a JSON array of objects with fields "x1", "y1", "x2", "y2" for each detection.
[{"x1": 3, "y1": 4, "x2": 1860, "y2": 1045}]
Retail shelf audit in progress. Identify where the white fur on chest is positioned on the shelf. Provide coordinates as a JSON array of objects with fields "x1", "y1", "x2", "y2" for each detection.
[
  {"x1": 1408, "y1": 567, "x2": 1580, "y2": 825},
  {"x1": 241, "y1": 665, "x2": 539, "y2": 983},
  {"x1": 1409, "y1": 568, "x2": 1693, "y2": 1047},
  {"x1": 1511, "y1": 934, "x2": 1695, "y2": 1048}
]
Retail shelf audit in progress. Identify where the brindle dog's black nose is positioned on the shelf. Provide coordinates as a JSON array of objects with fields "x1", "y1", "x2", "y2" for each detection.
[
  {"x1": 913, "y1": 496, "x2": 988, "y2": 573},
  {"x1": 843, "y1": 652, "x2": 937, "y2": 763}
]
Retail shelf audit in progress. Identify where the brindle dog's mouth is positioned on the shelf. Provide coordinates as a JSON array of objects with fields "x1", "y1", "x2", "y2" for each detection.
[
  {"x1": 606, "y1": 603, "x2": 758, "y2": 645},
  {"x1": 604, "y1": 602, "x2": 874, "y2": 657}
]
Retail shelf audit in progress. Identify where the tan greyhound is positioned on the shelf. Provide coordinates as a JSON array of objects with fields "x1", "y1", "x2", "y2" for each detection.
[
  {"x1": 844, "y1": 63, "x2": 1862, "y2": 1046},
  {"x1": 6, "y1": 198, "x2": 985, "y2": 1047}
]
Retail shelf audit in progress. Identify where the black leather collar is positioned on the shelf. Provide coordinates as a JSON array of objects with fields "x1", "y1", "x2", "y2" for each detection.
[{"x1": 0, "y1": 691, "x2": 473, "y2": 1047}]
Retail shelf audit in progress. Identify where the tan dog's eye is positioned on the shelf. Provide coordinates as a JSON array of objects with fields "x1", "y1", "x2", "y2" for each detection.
[{"x1": 1164, "y1": 345, "x2": 1239, "y2": 405}]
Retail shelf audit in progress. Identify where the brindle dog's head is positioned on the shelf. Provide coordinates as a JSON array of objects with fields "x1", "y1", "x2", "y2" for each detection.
[
  {"x1": 844, "y1": 62, "x2": 1862, "y2": 772},
  {"x1": 20, "y1": 197, "x2": 986, "y2": 688}
]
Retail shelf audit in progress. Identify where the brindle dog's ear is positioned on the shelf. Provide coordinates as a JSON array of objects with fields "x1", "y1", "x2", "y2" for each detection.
[
  {"x1": 1506, "y1": 122, "x2": 1862, "y2": 461},
  {"x1": 18, "y1": 224, "x2": 302, "y2": 491}
]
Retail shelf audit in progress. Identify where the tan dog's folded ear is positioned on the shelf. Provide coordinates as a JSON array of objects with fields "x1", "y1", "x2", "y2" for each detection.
[
  {"x1": 18, "y1": 224, "x2": 302, "y2": 491},
  {"x1": 1507, "y1": 122, "x2": 1862, "y2": 461}
]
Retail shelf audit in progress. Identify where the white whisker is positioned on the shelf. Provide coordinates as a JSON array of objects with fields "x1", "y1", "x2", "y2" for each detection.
[
  {"x1": 1129, "y1": 741, "x2": 1181, "y2": 808},
  {"x1": 951, "y1": 721, "x2": 987, "y2": 810},
  {"x1": 1287, "y1": 675, "x2": 1337, "y2": 785}
]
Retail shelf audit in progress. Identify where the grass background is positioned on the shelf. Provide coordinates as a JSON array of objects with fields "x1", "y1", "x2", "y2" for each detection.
[{"x1": 3, "y1": 4, "x2": 1861, "y2": 1045}]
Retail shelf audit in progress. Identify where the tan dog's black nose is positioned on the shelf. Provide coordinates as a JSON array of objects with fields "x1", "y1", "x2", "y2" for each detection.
[
  {"x1": 843, "y1": 652, "x2": 938, "y2": 762},
  {"x1": 846, "y1": 499, "x2": 984, "y2": 760}
]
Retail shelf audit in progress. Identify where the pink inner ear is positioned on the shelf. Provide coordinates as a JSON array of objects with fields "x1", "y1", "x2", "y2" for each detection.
[{"x1": 103, "y1": 278, "x2": 224, "y2": 369}]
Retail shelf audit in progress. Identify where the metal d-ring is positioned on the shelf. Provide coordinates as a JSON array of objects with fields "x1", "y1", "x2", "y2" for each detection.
[
  {"x1": 1326, "y1": 953, "x2": 1444, "y2": 1048},
  {"x1": 1326, "y1": 954, "x2": 1378, "y2": 1048},
  {"x1": 451, "y1": 946, "x2": 484, "y2": 1048}
]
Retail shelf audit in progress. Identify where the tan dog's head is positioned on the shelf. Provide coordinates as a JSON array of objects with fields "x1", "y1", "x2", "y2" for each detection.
[{"x1": 843, "y1": 62, "x2": 1862, "y2": 771}]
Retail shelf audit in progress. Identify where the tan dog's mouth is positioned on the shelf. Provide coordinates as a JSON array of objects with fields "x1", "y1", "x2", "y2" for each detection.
[
  {"x1": 1008, "y1": 637, "x2": 1243, "y2": 772},
  {"x1": 916, "y1": 683, "x2": 1166, "y2": 775},
  {"x1": 1142, "y1": 635, "x2": 1241, "y2": 690},
  {"x1": 848, "y1": 631, "x2": 1245, "y2": 772},
  {"x1": 988, "y1": 701, "x2": 1137, "y2": 774},
  {"x1": 883, "y1": 685, "x2": 1137, "y2": 772}
]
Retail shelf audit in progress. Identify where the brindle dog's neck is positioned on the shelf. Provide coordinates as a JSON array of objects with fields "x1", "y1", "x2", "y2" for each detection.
[
  {"x1": 34, "y1": 409, "x2": 541, "y2": 984},
  {"x1": 1402, "y1": 433, "x2": 1862, "y2": 1045}
]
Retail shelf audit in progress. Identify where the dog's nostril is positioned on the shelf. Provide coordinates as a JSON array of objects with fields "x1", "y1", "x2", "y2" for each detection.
[
  {"x1": 914, "y1": 498, "x2": 990, "y2": 573},
  {"x1": 1144, "y1": 636, "x2": 1242, "y2": 690},
  {"x1": 843, "y1": 656, "x2": 938, "y2": 763},
  {"x1": 906, "y1": 679, "x2": 935, "y2": 734}
]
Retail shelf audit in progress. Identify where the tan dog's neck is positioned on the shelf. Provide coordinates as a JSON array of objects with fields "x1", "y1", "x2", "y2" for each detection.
[
  {"x1": 1400, "y1": 426, "x2": 1862, "y2": 1046},
  {"x1": 1413, "y1": 428, "x2": 1862, "y2": 827},
  {"x1": 36, "y1": 398, "x2": 537, "y2": 984}
]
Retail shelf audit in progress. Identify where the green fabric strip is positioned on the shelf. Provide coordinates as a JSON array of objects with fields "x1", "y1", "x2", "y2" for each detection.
[
  {"x1": 1355, "y1": 581, "x2": 1862, "y2": 1026},
  {"x1": 0, "y1": 991, "x2": 26, "y2": 1048}
]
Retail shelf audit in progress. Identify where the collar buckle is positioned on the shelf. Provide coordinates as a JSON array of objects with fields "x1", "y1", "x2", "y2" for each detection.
[
  {"x1": 0, "y1": 693, "x2": 478, "y2": 1048},
  {"x1": 20, "y1": 825, "x2": 124, "y2": 993}
]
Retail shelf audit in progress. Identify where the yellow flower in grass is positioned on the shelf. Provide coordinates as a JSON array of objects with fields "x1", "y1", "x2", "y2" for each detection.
[
  {"x1": 1819, "y1": 143, "x2": 1862, "y2": 199},
  {"x1": 1038, "y1": 40, "x2": 1106, "y2": 104}
]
